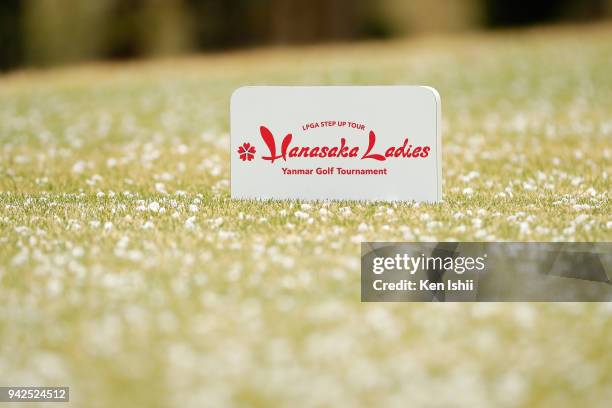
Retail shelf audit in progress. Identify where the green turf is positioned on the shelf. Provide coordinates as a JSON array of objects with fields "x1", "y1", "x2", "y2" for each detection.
[{"x1": 0, "y1": 24, "x2": 611, "y2": 407}]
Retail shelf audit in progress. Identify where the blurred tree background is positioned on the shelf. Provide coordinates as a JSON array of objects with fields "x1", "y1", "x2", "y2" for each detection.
[{"x1": 1, "y1": 0, "x2": 610, "y2": 71}]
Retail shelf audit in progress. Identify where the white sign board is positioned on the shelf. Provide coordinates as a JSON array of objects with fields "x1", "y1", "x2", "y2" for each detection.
[{"x1": 230, "y1": 86, "x2": 441, "y2": 202}]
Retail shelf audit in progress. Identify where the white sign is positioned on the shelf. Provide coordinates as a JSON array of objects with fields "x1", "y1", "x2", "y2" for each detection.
[{"x1": 230, "y1": 86, "x2": 441, "y2": 202}]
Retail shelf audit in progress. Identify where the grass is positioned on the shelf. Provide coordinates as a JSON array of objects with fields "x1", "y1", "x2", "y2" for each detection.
[{"x1": 1, "y1": 23, "x2": 611, "y2": 407}]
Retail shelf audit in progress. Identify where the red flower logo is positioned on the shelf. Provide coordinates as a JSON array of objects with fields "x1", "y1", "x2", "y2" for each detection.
[{"x1": 237, "y1": 142, "x2": 256, "y2": 161}]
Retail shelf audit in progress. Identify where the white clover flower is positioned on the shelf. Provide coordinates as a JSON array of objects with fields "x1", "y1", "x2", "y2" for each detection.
[
  {"x1": 574, "y1": 214, "x2": 589, "y2": 224},
  {"x1": 475, "y1": 229, "x2": 487, "y2": 238},
  {"x1": 350, "y1": 234, "x2": 365, "y2": 243},
  {"x1": 14, "y1": 226, "x2": 29, "y2": 234},
  {"x1": 89, "y1": 220, "x2": 100, "y2": 228},
  {"x1": 142, "y1": 221, "x2": 154, "y2": 230},
  {"x1": 97, "y1": 191, "x2": 105, "y2": 198},
  {"x1": 462, "y1": 187, "x2": 474, "y2": 195},
  {"x1": 72, "y1": 160, "x2": 87, "y2": 173},
  {"x1": 159, "y1": 172, "x2": 173, "y2": 181},
  {"x1": 14, "y1": 154, "x2": 30, "y2": 164},
  {"x1": 116, "y1": 236, "x2": 129, "y2": 249},
  {"x1": 339, "y1": 207, "x2": 352, "y2": 217},
  {"x1": 294, "y1": 211, "x2": 309, "y2": 220},
  {"x1": 522, "y1": 182, "x2": 536, "y2": 191},
  {"x1": 155, "y1": 183, "x2": 167, "y2": 194},
  {"x1": 104, "y1": 222, "x2": 113, "y2": 231},
  {"x1": 87, "y1": 175, "x2": 103, "y2": 186},
  {"x1": 185, "y1": 216, "x2": 196, "y2": 229},
  {"x1": 402, "y1": 229, "x2": 414, "y2": 240},
  {"x1": 252, "y1": 244, "x2": 265, "y2": 254},
  {"x1": 189, "y1": 204, "x2": 198, "y2": 213},
  {"x1": 209, "y1": 166, "x2": 221, "y2": 176},
  {"x1": 427, "y1": 221, "x2": 441, "y2": 229},
  {"x1": 11, "y1": 248, "x2": 29, "y2": 266},
  {"x1": 459, "y1": 171, "x2": 480, "y2": 182},
  {"x1": 319, "y1": 208, "x2": 328, "y2": 216},
  {"x1": 419, "y1": 235, "x2": 437, "y2": 242},
  {"x1": 358, "y1": 222, "x2": 368, "y2": 232},
  {"x1": 148, "y1": 201, "x2": 160, "y2": 212},
  {"x1": 47, "y1": 279, "x2": 63, "y2": 296},
  {"x1": 331, "y1": 226, "x2": 344, "y2": 235},
  {"x1": 563, "y1": 226, "x2": 576, "y2": 235},
  {"x1": 300, "y1": 203, "x2": 312, "y2": 211},
  {"x1": 571, "y1": 177, "x2": 583, "y2": 186},
  {"x1": 218, "y1": 230, "x2": 236, "y2": 240}
]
